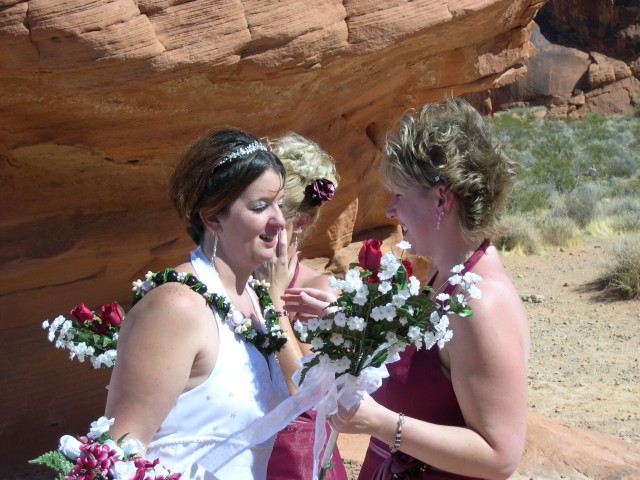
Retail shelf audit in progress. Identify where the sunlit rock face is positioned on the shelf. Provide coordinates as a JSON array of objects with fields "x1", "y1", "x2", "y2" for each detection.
[
  {"x1": 470, "y1": 0, "x2": 640, "y2": 116},
  {"x1": 0, "y1": 0, "x2": 544, "y2": 472}
]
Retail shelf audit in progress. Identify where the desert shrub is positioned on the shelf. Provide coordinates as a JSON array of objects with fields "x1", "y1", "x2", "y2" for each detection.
[
  {"x1": 583, "y1": 218, "x2": 617, "y2": 237},
  {"x1": 600, "y1": 196, "x2": 640, "y2": 233},
  {"x1": 507, "y1": 181, "x2": 560, "y2": 214},
  {"x1": 607, "y1": 175, "x2": 640, "y2": 197},
  {"x1": 536, "y1": 215, "x2": 581, "y2": 247},
  {"x1": 491, "y1": 109, "x2": 639, "y2": 249},
  {"x1": 495, "y1": 215, "x2": 541, "y2": 254},
  {"x1": 564, "y1": 182, "x2": 605, "y2": 228},
  {"x1": 596, "y1": 235, "x2": 640, "y2": 299}
]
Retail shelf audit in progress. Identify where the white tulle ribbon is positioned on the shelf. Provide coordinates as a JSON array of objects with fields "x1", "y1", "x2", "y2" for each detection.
[
  {"x1": 298, "y1": 359, "x2": 390, "y2": 479},
  {"x1": 188, "y1": 354, "x2": 389, "y2": 477},
  {"x1": 190, "y1": 356, "x2": 329, "y2": 473}
]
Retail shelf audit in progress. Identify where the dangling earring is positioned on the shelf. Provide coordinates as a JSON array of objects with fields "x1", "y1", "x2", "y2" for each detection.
[
  {"x1": 436, "y1": 212, "x2": 443, "y2": 231},
  {"x1": 292, "y1": 235, "x2": 299, "y2": 253},
  {"x1": 211, "y1": 234, "x2": 218, "y2": 266}
]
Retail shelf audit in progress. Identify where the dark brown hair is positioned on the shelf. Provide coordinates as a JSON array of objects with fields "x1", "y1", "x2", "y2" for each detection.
[{"x1": 170, "y1": 128, "x2": 285, "y2": 244}]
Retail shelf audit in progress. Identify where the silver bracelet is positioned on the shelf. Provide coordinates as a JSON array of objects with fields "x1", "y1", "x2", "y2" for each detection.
[{"x1": 389, "y1": 412, "x2": 405, "y2": 453}]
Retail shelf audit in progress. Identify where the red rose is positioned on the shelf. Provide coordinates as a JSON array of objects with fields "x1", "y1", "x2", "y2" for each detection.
[
  {"x1": 402, "y1": 258, "x2": 413, "y2": 278},
  {"x1": 358, "y1": 239, "x2": 383, "y2": 271},
  {"x1": 98, "y1": 302, "x2": 124, "y2": 328},
  {"x1": 70, "y1": 303, "x2": 94, "y2": 323}
]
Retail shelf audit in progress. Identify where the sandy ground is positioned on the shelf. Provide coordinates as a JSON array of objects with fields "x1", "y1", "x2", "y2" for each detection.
[{"x1": 337, "y1": 235, "x2": 640, "y2": 478}]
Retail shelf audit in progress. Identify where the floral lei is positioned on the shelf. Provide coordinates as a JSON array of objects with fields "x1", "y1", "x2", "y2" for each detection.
[{"x1": 132, "y1": 269, "x2": 288, "y2": 355}]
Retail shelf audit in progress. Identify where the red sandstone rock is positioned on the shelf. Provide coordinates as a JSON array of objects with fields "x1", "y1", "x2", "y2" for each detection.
[{"x1": 0, "y1": 0, "x2": 565, "y2": 473}]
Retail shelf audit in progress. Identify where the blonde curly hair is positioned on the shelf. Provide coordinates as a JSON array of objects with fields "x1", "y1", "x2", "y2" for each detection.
[
  {"x1": 383, "y1": 97, "x2": 517, "y2": 243},
  {"x1": 269, "y1": 133, "x2": 339, "y2": 242}
]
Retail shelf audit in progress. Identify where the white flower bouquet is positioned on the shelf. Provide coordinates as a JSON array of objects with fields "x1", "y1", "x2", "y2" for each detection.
[{"x1": 292, "y1": 239, "x2": 481, "y2": 479}]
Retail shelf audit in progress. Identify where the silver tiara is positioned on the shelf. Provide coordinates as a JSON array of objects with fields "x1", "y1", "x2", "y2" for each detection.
[{"x1": 217, "y1": 141, "x2": 268, "y2": 168}]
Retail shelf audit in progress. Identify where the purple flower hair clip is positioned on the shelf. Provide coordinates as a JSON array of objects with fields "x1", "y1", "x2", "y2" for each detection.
[{"x1": 304, "y1": 178, "x2": 335, "y2": 207}]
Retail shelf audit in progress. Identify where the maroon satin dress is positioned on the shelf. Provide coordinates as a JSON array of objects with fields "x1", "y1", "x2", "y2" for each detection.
[
  {"x1": 359, "y1": 239, "x2": 491, "y2": 480},
  {"x1": 358, "y1": 347, "x2": 484, "y2": 479},
  {"x1": 267, "y1": 409, "x2": 348, "y2": 479},
  {"x1": 266, "y1": 261, "x2": 348, "y2": 479}
]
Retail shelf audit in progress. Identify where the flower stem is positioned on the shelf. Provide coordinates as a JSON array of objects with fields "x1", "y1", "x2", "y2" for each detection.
[{"x1": 318, "y1": 429, "x2": 339, "y2": 480}]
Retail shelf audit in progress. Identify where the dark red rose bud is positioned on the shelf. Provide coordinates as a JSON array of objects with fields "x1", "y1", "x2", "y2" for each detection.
[
  {"x1": 98, "y1": 302, "x2": 124, "y2": 328},
  {"x1": 358, "y1": 239, "x2": 383, "y2": 271},
  {"x1": 70, "y1": 303, "x2": 94, "y2": 323},
  {"x1": 402, "y1": 258, "x2": 413, "y2": 278}
]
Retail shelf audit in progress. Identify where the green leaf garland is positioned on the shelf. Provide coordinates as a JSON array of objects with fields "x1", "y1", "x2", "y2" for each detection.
[{"x1": 132, "y1": 268, "x2": 287, "y2": 355}]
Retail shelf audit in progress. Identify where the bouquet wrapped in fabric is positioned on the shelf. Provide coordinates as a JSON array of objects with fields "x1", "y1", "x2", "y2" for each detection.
[
  {"x1": 294, "y1": 239, "x2": 480, "y2": 381},
  {"x1": 29, "y1": 416, "x2": 181, "y2": 480},
  {"x1": 292, "y1": 239, "x2": 482, "y2": 479},
  {"x1": 42, "y1": 302, "x2": 125, "y2": 368}
]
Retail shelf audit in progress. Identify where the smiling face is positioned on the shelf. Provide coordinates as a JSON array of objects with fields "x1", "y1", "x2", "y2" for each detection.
[
  {"x1": 215, "y1": 168, "x2": 286, "y2": 270},
  {"x1": 386, "y1": 185, "x2": 439, "y2": 257}
]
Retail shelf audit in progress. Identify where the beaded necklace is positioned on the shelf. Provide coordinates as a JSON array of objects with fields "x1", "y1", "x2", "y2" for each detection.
[{"x1": 131, "y1": 268, "x2": 288, "y2": 355}]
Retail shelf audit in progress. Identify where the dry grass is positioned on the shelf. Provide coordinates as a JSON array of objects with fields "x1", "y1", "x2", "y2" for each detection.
[{"x1": 593, "y1": 235, "x2": 640, "y2": 299}]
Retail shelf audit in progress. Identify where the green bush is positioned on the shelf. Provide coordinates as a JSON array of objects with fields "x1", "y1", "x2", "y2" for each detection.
[
  {"x1": 492, "y1": 109, "x2": 640, "y2": 250},
  {"x1": 563, "y1": 183, "x2": 605, "y2": 228}
]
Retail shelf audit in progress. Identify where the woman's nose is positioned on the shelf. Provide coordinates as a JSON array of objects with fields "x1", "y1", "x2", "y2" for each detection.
[
  {"x1": 386, "y1": 197, "x2": 397, "y2": 219},
  {"x1": 271, "y1": 207, "x2": 286, "y2": 229}
]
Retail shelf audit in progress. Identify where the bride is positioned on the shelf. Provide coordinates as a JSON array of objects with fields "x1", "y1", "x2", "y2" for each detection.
[{"x1": 104, "y1": 128, "x2": 303, "y2": 479}]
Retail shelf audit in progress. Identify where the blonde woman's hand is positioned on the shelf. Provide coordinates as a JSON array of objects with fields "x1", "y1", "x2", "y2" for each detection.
[{"x1": 281, "y1": 287, "x2": 337, "y2": 318}]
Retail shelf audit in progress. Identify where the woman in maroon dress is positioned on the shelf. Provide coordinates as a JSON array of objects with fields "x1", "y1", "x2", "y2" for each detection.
[
  {"x1": 256, "y1": 133, "x2": 348, "y2": 480},
  {"x1": 285, "y1": 98, "x2": 529, "y2": 479}
]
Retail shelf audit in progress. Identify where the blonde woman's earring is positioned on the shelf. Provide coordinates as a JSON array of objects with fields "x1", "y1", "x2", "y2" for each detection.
[
  {"x1": 293, "y1": 236, "x2": 299, "y2": 252},
  {"x1": 436, "y1": 212, "x2": 443, "y2": 230}
]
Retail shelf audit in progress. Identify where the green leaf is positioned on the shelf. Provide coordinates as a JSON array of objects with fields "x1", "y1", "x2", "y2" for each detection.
[
  {"x1": 29, "y1": 451, "x2": 73, "y2": 477},
  {"x1": 456, "y1": 306, "x2": 474, "y2": 317}
]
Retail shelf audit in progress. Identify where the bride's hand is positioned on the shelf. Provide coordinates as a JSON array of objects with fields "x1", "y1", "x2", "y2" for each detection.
[
  {"x1": 257, "y1": 228, "x2": 298, "y2": 297},
  {"x1": 282, "y1": 287, "x2": 337, "y2": 317}
]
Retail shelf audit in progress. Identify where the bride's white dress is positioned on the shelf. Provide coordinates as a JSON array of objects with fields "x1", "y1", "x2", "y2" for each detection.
[{"x1": 145, "y1": 248, "x2": 289, "y2": 479}]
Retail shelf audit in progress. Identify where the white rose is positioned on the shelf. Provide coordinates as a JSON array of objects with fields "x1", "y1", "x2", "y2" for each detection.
[
  {"x1": 88, "y1": 416, "x2": 114, "y2": 439},
  {"x1": 112, "y1": 460, "x2": 137, "y2": 480},
  {"x1": 58, "y1": 435, "x2": 82, "y2": 460},
  {"x1": 103, "y1": 439, "x2": 124, "y2": 458},
  {"x1": 121, "y1": 438, "x2": 143, "y2": 457}
]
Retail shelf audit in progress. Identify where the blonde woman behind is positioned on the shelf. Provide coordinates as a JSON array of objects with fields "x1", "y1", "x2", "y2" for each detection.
[{"x1": 257, "y1": 133, "x2": 348, "y2": 480}]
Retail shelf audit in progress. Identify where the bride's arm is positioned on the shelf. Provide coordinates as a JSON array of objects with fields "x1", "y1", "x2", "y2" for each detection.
[
  {"x1": 105, "y1": 284, "x2": 215, "y2": 452},
  {"x1": 264, "y1": 229, "x2": 304, "y2": 393}
]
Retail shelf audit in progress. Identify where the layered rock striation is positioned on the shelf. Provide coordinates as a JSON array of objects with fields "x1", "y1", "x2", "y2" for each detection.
[{"x1": 12, "y1": 1, "x2": 635, "y2": 477}]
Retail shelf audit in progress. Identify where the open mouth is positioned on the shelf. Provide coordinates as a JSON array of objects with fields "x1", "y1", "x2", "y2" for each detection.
[{"x1": 260, "y1": 234, "x2": 276, "y2": 244}]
